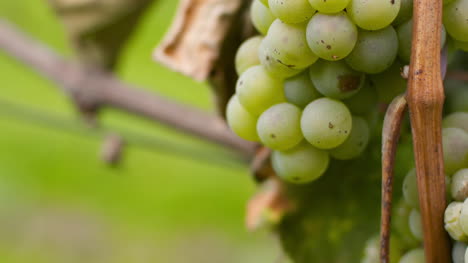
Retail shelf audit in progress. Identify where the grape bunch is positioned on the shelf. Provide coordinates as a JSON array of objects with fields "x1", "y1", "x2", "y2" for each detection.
[
  {"x1": 227, "y1": 0, "x2": 467, "y2": 261},
  {"x1": 360, "y1": 111, "x2": 468, "y2": 263},
  {"x1": 228, "y1": 0, "x2": 468, "y2": 186}
]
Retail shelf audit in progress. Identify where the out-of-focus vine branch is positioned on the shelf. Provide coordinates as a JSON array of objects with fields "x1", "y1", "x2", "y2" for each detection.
[
  {"x1": 0, "y1": 99, "x2": 248, "y2": 167},
  {"x1": 0, "y1": 19, "x2": 257, "y2": 157}
]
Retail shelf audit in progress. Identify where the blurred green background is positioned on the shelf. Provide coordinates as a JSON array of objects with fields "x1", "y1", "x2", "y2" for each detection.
[{"x1": 0, "y1": 1, "x2": 277, "y2": 262}]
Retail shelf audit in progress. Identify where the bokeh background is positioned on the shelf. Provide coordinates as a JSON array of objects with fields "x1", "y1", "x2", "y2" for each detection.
[{"x1": 0, "y1": 1, "x2": 278, "y2": 262}]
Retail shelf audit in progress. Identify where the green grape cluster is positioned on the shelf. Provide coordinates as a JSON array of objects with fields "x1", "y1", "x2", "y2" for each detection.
[
  {"x1": 376, "y1": 111, "x2": 468, "y2": 263},
  {"x1": 230, "y1": 0, "x2": 468, "y2": 184},
  {"x1": 226, "y1": 1, "x2": 467, "y2": 261}
]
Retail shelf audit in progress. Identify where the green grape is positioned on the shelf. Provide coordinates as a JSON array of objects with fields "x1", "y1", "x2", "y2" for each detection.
[
  {"x1": 443, "y1": 0, "x2": 468, "y2": 42},
  {"x1": 272, "y1": 142, "x2": 329, "y2": 184},
  {"x1": 308, "y1": 0, "x2": 350, "y2": 13},
  {"x1": 265, "y1": 20, "x2": 319, "y2": 69},
  {"x1": 445, "y1": 0, "x2": 456, "y2": 4},
  {"x1": 342, "y1": 81, "x2": 378, "y2": 116},
  {"x1": 399, "y1": 249, "x2": 425, "y2": 263},
  {"x1": 345, "y1": 26, "x2": 398, "y2": 74},
  {"x1": 236, "y1": 65, "x2": 285, "y2": 116},
  {"x1": 251, "y1": 0, "x2": 275, "y2": 35},
  {"x1": 268, "y1": 0, "x2": 316, "y2": 24},
  {"x1": 403, "y1": 169, "x2": 419, "y2": 208},
  {"x1": 347, "y1": 0, "x2": 401, "y2": 30},
  {"x1": 369, "y1": 62, "x2": 407, "y2": 103},
  {"x1": 393, "y1": 200, "x2": 420, "y2": 248},
  {"x1": 393, "y1": 0, "x2": 413, "y2": 26},
  {"x1": 284, "y1": 71, "x2": 322, "y2": 108},
  {"x1": 452, "y1": 169, "x2": 468, "y2": 201},
  {"x1": 235, "y1": 36, "x2": 263, "y2": 75},
  {"x1": 397, "y1": 19, "x2": 447, "y2": 62},
  {"x1": 329, "y1": 116, "x2": 370, "y2": 160},
  {"x1": 445, "y1": 80, "x2": 468, "y2": 112},
  {"x1": 306, "y1": 12, "x2": 358, "y2": 61},
  {"x1": 257, "y1": 103, "x2": 303, "y2": 150},
  {"x1": 361, "y1": 235, "x2": 402, "y2": 263},
  {"x1": 446, "y1": 201, "x2": 468, "y2": 242},
  {"x1": 443, "y1": 112, "x2": 468, "y2": 133},
  {"x1": 226, "y1": 95, "x2": 259, "y2": 141},
  {"x1": 301, "y1": 98, "x2": 352, "y2": 149},
  {"x1": 408, "y1": 209, "x2": 423, "y2": 241},
  {"x1": 442, "y1": 128, "x2": 468, "y2": 175},
  {"x1": 452, "y1": 242, "x2": 467, "y2": 263},
  {"x1": 259, "y1": 39, "x2": 304, "y2": 79},
  {"x1": 309, "y1": 60, "x2": 365, "y2": 99}
]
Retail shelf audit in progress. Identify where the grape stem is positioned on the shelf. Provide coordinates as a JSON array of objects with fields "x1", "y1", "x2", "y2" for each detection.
[
  {"x1": 406, "y1": 0, "x2": 451, "y2": 261},
  {"x1": 380, "y1": 95, "x2": 407, "y2": 263},
  {"x1": 0, "y1": 19, "x2": 258, "y2": 157}
]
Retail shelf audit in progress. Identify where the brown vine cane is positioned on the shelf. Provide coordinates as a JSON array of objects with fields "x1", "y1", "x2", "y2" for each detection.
[{"x1": 407, "y1": 0, "x2": 451, "y2": 261}]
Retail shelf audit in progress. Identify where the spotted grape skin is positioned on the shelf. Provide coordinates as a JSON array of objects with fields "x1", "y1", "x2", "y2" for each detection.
[
  {"x1": 268, "y1": 0, "x2": 316, "y2": 24},
  {"x1": 236, "y1": 65, "x2": 285, "y2": 116},
  {"x1": 309, "y1": 60, "x2": 365, "y2": 100},
  {"x1": 301, "y1": 98, "x2": 352, "y2": 149},
  {"x1": 306, "y1": 12, "x2": 358, "y2": 61},
  {"x1": 272, "y1": 143, "x2": 330, "y2": 184},
  {"x1": 258, "y1": 39, "x2": 305, "y2": 79},
  {"x1": 347, "y1": 0, "x2": 401, "y2": 30},
  {"x1": 265, "y1": 19, "x2": 319, "y2": 70},
  {"x1": 329, "y1": 116, "x2": 370, "y2": 160},
  {"x1": 308, "y1": 0, "x2": 350, "y2": 14},
  {"x1": 257, "y1": 103, "x2": 303, "y2": 150}
]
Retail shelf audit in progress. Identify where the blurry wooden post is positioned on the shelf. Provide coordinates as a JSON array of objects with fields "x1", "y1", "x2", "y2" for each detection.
[{"x1": 407, "y1": 0, "x2": 451, "y2": 261}]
